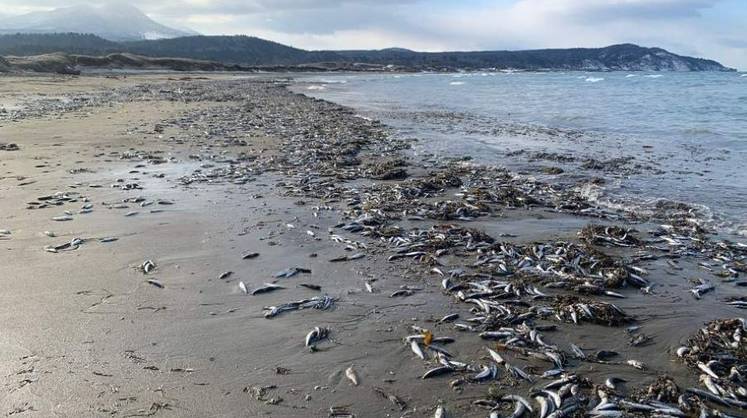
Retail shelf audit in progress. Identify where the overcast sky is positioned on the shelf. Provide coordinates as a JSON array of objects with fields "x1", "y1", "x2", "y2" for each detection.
[{"x1": 4, "y1": 0, "x2": 746, "y2": 69}]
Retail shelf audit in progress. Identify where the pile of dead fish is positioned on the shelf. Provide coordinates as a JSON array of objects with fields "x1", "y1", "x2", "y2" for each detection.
[
  {"x1": 675, "y1": 317, "x2": 747, "y2": 411},
  {"x1": 0, "y1": 142, "x2": 19, "y2": 151}
]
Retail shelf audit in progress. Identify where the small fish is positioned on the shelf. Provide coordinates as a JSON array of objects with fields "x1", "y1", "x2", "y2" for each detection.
[
  {"x1": 422, "y1": 366, "x2": 453, "y2": 379},
  {"x1": 141, "y1": 260, "x2": 156, "y2": 274},
  {"x1": 239, "y1": 281, "x2": 248, "y2": 294},
  {"x1": 570, "y1": 344, "x2": 586, "y2": 359},
  {"x1": 305, "y1": 326, "x2": 329, "y2": 347},
  {"x1": 434, "y1": 405, "x2": 447, "y2": 418},
  {"x1": 364, "y1": 282, "x2": 374, "y2": 293},
  {"x1": 411, "y1": 340, "x2": 426, "y2": 360},
  {"x1": 99, "y1": 237, "x2": 118, "y2": 243},
  {"x1": 146, "y1": 279, "x2": 164, "y2": 288},
  {"x1": 251, "y1": 283, "x2": 285, "y2": 295},
  {"x1": 626, "y1": 359, "x2": 646, "y2": 370},
  {"x1": 345, "y1": 366, "x2": 359, "y2": 386},
  {"x1": 605, "y1": 377, "x2": 626, "y2": 390},
  {"x1": 242, "y1": 252, "x2": 260, "y2": 259},
  {"x1": 486, "y1": 347, "x2": 505, "y2": 365},
  {"x1": 299, "y1": 283, "x2": 322, "y2": 291},
  {"x1": 390, "y1": 289, "x2": 413, "y2": 298},
  {"x1": 218, "y1": 271, "x2": 233, "y2": 280},
  {"x1": 438, "y1": 313, "x2": 459, "y2": 323}
]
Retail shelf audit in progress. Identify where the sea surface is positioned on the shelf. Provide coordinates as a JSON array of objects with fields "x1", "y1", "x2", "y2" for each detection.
[{"x1": 293, "y1": 71, "x2": 747, "y2": 237}]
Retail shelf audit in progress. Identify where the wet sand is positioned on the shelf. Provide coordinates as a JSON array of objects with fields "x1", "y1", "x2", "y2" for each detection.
[{"x1": 0, "y1": 74, "x2": 745, "y2": 417}]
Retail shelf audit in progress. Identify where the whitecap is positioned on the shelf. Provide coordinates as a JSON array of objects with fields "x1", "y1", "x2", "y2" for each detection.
[
  {"x1": 741, "y1": 74, "x2": 747, "y2": 77},
  {"x1": 307, "y1": 85, "x2": 326, "y2": 91},
  {"x1": 585, "y1": 77, "x2": 604, "y2": 83},
  {"x1": 625, "y1": 74, "x2": 638, "y2": 78},
  {"x1": 645, "y1": 74, "x2": 664, "y2": 78},
  {"x1": 450, "y1": 81, "x2": 466, "y2": 86}
]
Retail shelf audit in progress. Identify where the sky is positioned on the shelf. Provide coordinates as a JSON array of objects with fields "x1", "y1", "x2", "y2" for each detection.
[{"x1": 2, "y1": 0, "x2": 746, "y2": 69}]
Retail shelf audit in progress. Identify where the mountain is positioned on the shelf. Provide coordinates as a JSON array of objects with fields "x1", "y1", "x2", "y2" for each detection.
[
  {"x1": 0, "y1": 33, "x2": 735, "y2": 72},
  {"x1": 0, "y1": 4, "x2": 196, "y2": 41},
  {"x1": 331, "y1": 43, "x2": 729, "y2": 71},
  {"x1": 123, "y1": 35, "x2": 310, "y2": 66}
]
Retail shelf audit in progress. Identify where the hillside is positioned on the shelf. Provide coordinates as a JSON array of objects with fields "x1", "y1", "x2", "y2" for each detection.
[{"x1": 0, "y1": 34, "x2": 735, "y2": 73}]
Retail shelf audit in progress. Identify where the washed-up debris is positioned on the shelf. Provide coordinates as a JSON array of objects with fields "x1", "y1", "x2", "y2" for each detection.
[
  {"x1": 373, "y1": 386, "x2": 406, "y2": 410},
  {"x1": 242, "y1": 252, "x2": 260, "y2": 259},
  {"x1": 0, "y1": 143, "x2": 19, "y2": 151}
]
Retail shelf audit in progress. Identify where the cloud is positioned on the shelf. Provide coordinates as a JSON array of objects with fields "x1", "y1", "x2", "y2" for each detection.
[{"x1": 2, "y1": 0, "x2": 745, "y2": 69}]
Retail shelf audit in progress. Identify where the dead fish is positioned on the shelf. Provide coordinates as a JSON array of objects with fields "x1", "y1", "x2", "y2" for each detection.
[
  {"x1": 305, "y1": 326, "x2": 329, "y2": 347},
  {"x1": 99, "y1": 237, "x2": 118, "y2": 243},
  {"x1": 434, "y1": 405, "x2": 447, "y2": 418},
  {"x1": 422, "y1": 366, "x2": 453, "y2": 379},
  {"x1": 124, "y1": 211, "x2": 139, "y2": 217},
  {"x1": 146, "y1": 279, "x2": 164, "y2": 288},
  {"x1": 411, "y1": 340, "x2": 426, "y2": 360},
  {"x1": 52, "y1": 215, "x2": 73, "y2": 222},
  {"x1": 141, "y1": 260, "x2": 156, "y2": 274},
  {"x1": 345, "y1": 366, "x2": 359, "y2": 386},
  {"x1": 218, "y1": 271, "x2": 233, "y2": 280},
  {"x1": 364, "y1": 281, "x2": 374, "y2": 293},
  {"x1": 242, "y1": 252, "x2": 260, "y2": 259},
  {"x1": 626, "y1": 359, "x2": 646, "y2": 370},
  {"x1": 390, "y1": 289, "x2": 413, "y2": 298},
  {"x1": 605, "y1": 377, "x2": 626, "y2": 390},
  {"x1": 570, "y1": 344, "x2": 586, "y2": 359},
  {"x1": 274, "y1": 267, "x2": 311, "y2": 278},
  {"x1": 252, "y1": 283, "x2": 285, "y2": 295},
  {"x1": 438, "y1": 313, "x2": 459, "y2": 323},
  {"x1": 486, "y1": 347, "x2": 505, "y2": 365},
  {"x1": 299, "y1": 283, "x2": 322, "y2": 291},
  {"x1": 676, "y1": 346, "x2": 690, "y2": 357},
  {"x1": 239, "y1": 281, "x2": 248, "y2": 294}
]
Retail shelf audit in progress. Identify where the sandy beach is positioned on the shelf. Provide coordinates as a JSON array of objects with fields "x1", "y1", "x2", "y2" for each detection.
[{"x1": 1, "y1": 74, "x2": 746, "y2": 418}]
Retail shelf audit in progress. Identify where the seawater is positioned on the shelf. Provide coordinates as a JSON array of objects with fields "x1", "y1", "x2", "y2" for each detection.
[{"x1": 294, "y1": 71, "x2": 747, "y2": 237}]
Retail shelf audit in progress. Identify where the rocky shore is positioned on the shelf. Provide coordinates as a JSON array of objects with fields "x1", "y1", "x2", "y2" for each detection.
[{"x1": 0, "y1": 74, "x2": 745, "y2": 417}]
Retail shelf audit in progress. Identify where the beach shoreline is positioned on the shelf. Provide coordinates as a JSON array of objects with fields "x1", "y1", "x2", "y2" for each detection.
[{"x1": 1, "y1": 73, "x2": 745, "y2": 417}]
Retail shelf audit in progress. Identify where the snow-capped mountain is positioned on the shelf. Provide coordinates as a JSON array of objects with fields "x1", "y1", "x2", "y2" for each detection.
[{"x1": 0, "y1": 4, "x2": 197, "y2": 41}]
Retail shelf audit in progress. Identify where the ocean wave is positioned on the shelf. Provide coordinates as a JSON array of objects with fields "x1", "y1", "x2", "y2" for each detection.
[
  {"x1": 578, "y1": 186, "x2": 743, "y2": 237},
  {"x1": 585, "y1": 77, "x2": 605, "y2": 83},
  {"x1": 625, "y1": 74, "x2": 638, "y2": 78},
  {"x1": 318, "y1": 79, "x2": 348, "y2": 84},
  {"x1": 645, "y1": 74, "x2": 664, "y2": 78},
  {"x1": 450, "y1": 81, "x2": 466, "y2": 86},
  {"x1": 307, "y1": 85, "x2": 326, "y2": 91}
]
